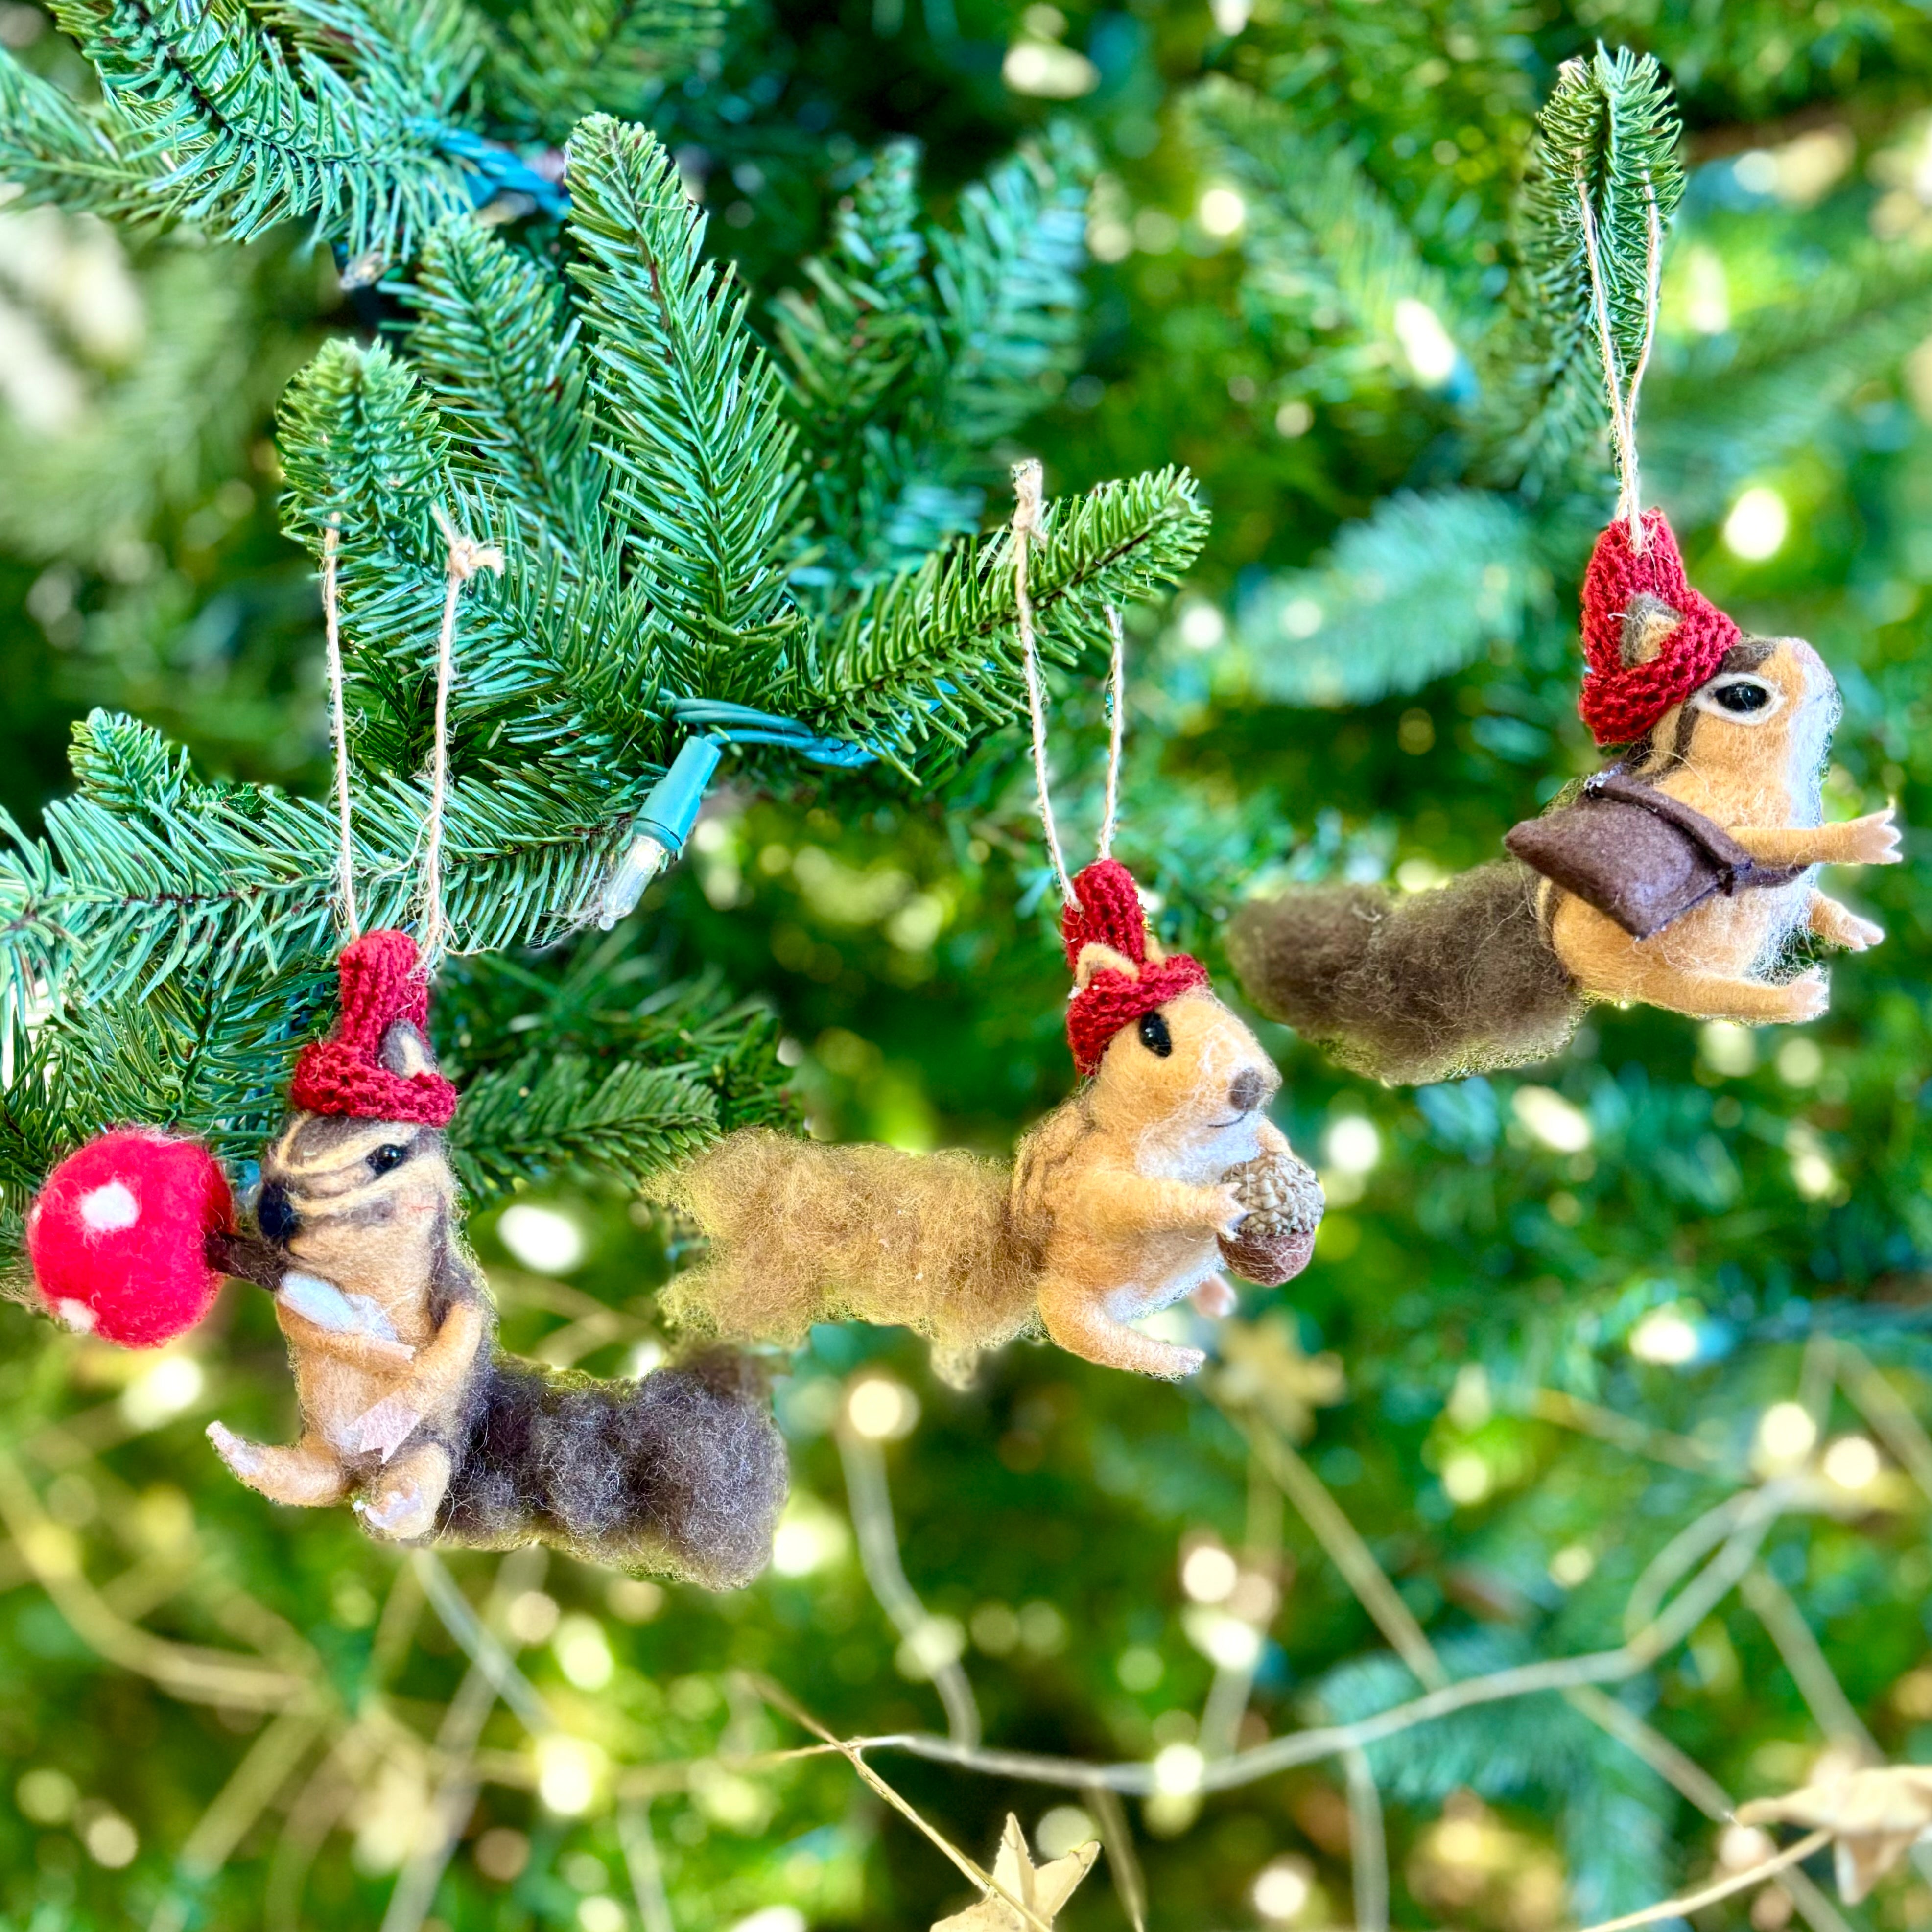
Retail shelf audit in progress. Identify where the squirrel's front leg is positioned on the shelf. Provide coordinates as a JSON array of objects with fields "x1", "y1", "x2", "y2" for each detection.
[
  {"x1": 347, "y1": 1300, "x2": 486, "y2": 1461},
  {"x1": 206, "y1": 1424, "x2": 349, "y2": 1507},
  {"x1": 1809, "y1": 891, "x2": 1885, "y2": 951},
  {"x1": 1734, "y1": 809, "x2": 1901, "y2": 869},
  {"x1": 1077, "y1": 1166, "x2": 1242, "y2": 1240}
]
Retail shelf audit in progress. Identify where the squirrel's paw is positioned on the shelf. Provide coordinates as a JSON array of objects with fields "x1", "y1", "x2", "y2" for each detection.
[
  {"x1": 1832, "y1": 910, "x2": 1885, "y2": 951},
  {"x1": 1191, "y1": 1274, "x2": 1239, "y2": 1318},
  {"x1": 1148, "y1": 1344, "x2": 1208, "y2": 1380},
  {"x1": 1839, "y1": 807, "x2": 1903, "y2": 866},
  {"x1": 1778, "y1": 969, "x2": 1831, "y2": 1024},
  {"x1": 206, "y1": 1420, "x2": 263, "y2": 1479},
  {"x1": 355, "y1": 1477, "x2": 435, "y2": 1541}
]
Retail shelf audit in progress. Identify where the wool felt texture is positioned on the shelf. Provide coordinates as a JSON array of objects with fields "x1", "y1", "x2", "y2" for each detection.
[
  {"x1": 208, "y1": 958, "x2": 786, "y2": 1584},
  {"x1": 1507, "y1": 769, "x2": 1805, "y2": 940},
  {"x1": 1061, "y1": 858, "x2": 1209, "y2": 1076},
  {"x1": 289, "y1": 928, "x2": 459, "y2": 1127},
  {"x1": 667, "y1": 985, "x2": 1322, "y2": 1383},
  {"x1": 27, "y1": 1129, "x2": 234, "y2": 1346},
  {"x1": 1232, "y1": 628, "x2": 1901, "y2": 1079},
  {"x1": 1228, "y1": 861, "x2": 1586, "y2": 1087},
  {"x1": 1579, "y1": 509, "x2": 1739, "y2": 746}
]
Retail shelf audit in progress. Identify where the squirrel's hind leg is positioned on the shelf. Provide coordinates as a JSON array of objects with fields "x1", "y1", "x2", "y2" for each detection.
[
  {"x1": 1554, "y1": 903, "x2": 1826, "y2": 1022},
  {"x1": 356, "y1": 1440, "x2": 452, "y2": 1543},
  {"x1": 1037, "y1": 1277, "x2": 1204, "y2": 1380},
  {"x1": 207, "y1": 1423, "x2": 350, "y2": 1507}
]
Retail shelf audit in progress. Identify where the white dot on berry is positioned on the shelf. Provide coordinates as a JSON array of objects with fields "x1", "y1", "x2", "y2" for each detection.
[
  {"x1": 78, "y1": 1181, "x2": 139, "y2": 1233},
  {"x1": 55, "y1": 1299, "x2": 97, "y2": 1333}
]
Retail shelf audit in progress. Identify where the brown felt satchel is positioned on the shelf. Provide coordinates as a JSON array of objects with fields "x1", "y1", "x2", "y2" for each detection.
[{"x1": 1505, "y1": 771, "x2": 1804, "y2": 942}]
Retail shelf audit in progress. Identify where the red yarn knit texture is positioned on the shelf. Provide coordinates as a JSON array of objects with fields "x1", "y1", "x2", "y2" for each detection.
[
  {"x1": 27, "y1": 1129, "x2": 232, "y2": 1347},
  {"x1": 289, "y1": 928, "x2": 459, "y2": 1126},
  {"x1": 1578, "y1": 509, "x2": 1740, "y2": 746},
  {"x1": 1061, "y1": 859, "x2": 1210, "y2": 1078}
]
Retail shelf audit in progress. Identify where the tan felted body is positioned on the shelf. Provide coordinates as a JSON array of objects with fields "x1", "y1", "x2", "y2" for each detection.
[
  {"x1": 205, "y1": 1020, "x2": 790, "y2": 1583},
  {"x1": 1543, "y1": 636, "x2": 1897, "y2": 1023},
  {"x1": 666, "y1": 988, "x2": 1320, "y2": 1383},
  {"x1": 206, "y1": 1098, "x2": 482, "y2": 1540}
]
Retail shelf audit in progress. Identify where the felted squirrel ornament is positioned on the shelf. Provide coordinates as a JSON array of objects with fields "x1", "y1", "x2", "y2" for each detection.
[
  {"x1": 195, "y1": 928, "x2": 786, "y2": 1583},
  {"x1": 22, "y1": 523, "x2": 786, "y2": 1585},
  {"x1": 25, "y1": 932, "x2": 786, "y2": 1585},
  {"x1": 666, "y1": 464, "x2": 1321, "y2": 1383},
  {"x1": 1228, "y1": 168, "x2": 1898, "y2": 1084},
  {"x1": 1229, "y1": 511, "x2": 1899, "y2": 1086},
  {"x1": 668, "y1": 857, "x2": 1322, "y2": 1383}
]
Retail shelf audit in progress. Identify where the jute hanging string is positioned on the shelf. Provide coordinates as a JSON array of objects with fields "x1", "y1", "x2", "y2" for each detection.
[
  {"x1": 1575, "y1": 166, "x2": 1663, "y2": 552},
  {"x1": 315, "y1": 506, "x2": 502, "y2": 961},
  {"x1": 1007, "y1": 459, "x2": 1128, "y2": 902}
]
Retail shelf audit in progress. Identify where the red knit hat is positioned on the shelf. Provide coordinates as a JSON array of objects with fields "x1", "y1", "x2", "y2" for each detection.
[
  {"x1": 289, "y1": 929, "x2": 459, "y2": 1127},
  {"x1": 1061, "y1": 859, "x2": 1210, "y2": 1078},
  {"x1": 1578, "y1": 508, "x2": 1740, "y2": 746}
]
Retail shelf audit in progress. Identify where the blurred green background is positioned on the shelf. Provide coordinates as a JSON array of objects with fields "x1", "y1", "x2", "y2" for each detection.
[{"x1": 10, "y1": 1, "x2": 1932, "y2": 1929}]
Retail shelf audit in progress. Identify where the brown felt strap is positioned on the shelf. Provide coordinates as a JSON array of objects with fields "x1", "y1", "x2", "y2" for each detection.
[{"x1": 1585, "y1": 772, "x2": 1806, "y2": 893}]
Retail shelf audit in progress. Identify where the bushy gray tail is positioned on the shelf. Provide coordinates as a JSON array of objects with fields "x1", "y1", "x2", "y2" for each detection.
[
  {"x1": 1227, "y1": 861, "x2": 1584, "y2": 1086},
  {"x1": 438, "y1": 1347, "x2": 787, "y2": 1588}
]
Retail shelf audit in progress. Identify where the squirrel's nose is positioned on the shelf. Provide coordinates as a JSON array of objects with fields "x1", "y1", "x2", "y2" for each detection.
[
  {"x1": 256, "y1": 1182, "x2": 300, "y2": 1245},
  {"x1": 1228, "y1": 1067, "x2": 1269, "y2": 1114}
]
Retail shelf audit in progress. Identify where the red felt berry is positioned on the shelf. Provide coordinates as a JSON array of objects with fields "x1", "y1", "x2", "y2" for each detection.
[{"x1": 26, "y1": 1130, "x2": 233, "y2": 1347}]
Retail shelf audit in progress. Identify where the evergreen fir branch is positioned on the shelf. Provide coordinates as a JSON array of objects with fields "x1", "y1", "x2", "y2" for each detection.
[
  {"x1": 0, "y1": 713, "x2": 636, "y2": 1016},
  {"x1": 1495, "y1": 47, "x2": 1684, "y2": 495},
  {"x1": 804, "y1": 468, "x2": 1208, "y2": 775},
  {"x1": 1232, "y1": 491, "x2": 1539, "y2": 707},
  {"x1": 484, "y1": 0, "x2": 739, "y2": 143},
  {"x1": 1646, "y1": 257, "x2": 1932, "y2": 523},
  {"x1": 409, "y1": 219, "x2": 601, "y2": 552},
  {"x1": 1188, "y1": 77, "x2": 1473, "y2": 384},
  {"x1": 929, "y1": 123, "x2": 1091, "y2": 452},
  {"x1": 262, "y1": 0, "x2": 490, "y2": 120},
  {"x1": 775, "y1": 140, "x2": 941, "y2": 574},
  {"x1": 0, "y1": 48, "x2": 148, "y2": 220},
  {"x1": 1523, "y1": 47, "x2": 1684, "y2": 382},
  {"x1": 565, "y1": 113, "x2": 804, "y2": 681},
  {"x1": 45, "y1": 0, "x2": 480, "y2": 260},
  {"x1": 277, "y1": 332, "x2": 449, "y2": 562},
  {"x1": 448, "y1": 1052, "x2": 720, "y2": 1196}
]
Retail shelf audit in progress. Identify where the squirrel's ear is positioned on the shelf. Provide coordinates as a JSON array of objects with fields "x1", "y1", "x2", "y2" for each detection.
[
  {"x1": 1074, "y1": 942, "x2": 1141, "y2": 990},
  {"x1": 377, "y1": 1019, "x2": 440, "y2": 1081},
  {"x1": 1142, "y1": 929, "x2": 1168, "y2": 965},
  {"x1": 1621, "y1": 593, "x2": 1681, "y2": 667}
]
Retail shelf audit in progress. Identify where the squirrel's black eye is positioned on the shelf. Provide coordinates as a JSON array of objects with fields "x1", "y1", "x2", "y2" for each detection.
[
  {"x1": 1713, "y1": 680, "x2": 1772, "y2": 714},
  {"x1": 367, "y1": 1143, "x2": 408, "y2": 1176},
  {"x1": 1137, "y1": 1012, "x2": 1173, "y2": 1057}
]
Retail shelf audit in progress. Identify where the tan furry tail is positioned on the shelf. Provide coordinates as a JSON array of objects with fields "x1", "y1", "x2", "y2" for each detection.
[{"x1": 661, "y1": 1130, "x2": 1038, "y2": 1369}]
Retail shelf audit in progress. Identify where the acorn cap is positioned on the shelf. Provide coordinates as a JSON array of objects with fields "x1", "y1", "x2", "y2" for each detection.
[
  {"x1": 288, "y1": 929, "x2": 458, "y2": 1127},
  {"x1": 1578, "y1": 508, "x2": 1740, "y2": 746}
]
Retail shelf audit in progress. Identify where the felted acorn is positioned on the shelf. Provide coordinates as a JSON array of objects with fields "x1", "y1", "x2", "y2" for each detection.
[
  {"x1": 1218, "y1": 1147, "x2": 1324, "y2": 1287},
  {"x1": 26, "y1": 1128, "x2": 234, "y2": 1346},
  {"x1": 201, "y1": 927, "x2": 787, "y2": 1585}
]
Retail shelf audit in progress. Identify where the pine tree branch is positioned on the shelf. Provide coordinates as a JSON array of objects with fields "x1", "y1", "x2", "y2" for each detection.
[
  {"x1": 483, "y1": 0, "x2": 739, "y2": 143},
  {"x1": 43, "y1": 0, "x2": 481, "y2": 260},
  {"x1": 1189, "y1": 77, "x2": 1473, "y2": 386},
  {"x1": 804, "y1": 468, "x2": 1209, "y2": 776},
  {"x1": 1233, "y1": 491, "x2": 1540, "y2": 707},
  {"x1": 449, "y1": 1053, "x2": 720, "y2": 1196},
  {"x1": 565, "y1": 114, "x2": 804, "y2": 677},
  {"x1": 409, "y1": 219, "x2": 601, "y2": 553}
]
